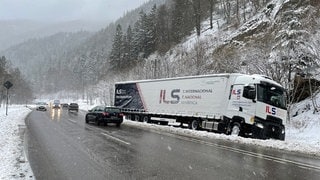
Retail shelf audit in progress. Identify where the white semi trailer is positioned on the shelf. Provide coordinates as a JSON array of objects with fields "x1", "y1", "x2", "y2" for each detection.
[{"x1": 114, "y1": 73, "x2": 286, "y2": 140}]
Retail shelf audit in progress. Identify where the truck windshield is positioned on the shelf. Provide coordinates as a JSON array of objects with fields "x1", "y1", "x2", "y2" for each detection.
[{"x1": 257, "y1": 82, "x2": 287, "y2": 110}]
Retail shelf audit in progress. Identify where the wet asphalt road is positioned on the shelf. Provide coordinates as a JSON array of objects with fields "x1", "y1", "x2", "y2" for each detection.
[{"x1": 26, "y1": 107, "x2": 320, "y2": 180}]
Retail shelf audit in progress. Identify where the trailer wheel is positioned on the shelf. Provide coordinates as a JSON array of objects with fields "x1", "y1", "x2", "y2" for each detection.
[
  {"x1": 231, "y1": 122, "x2": 241, "y2": 136},
  {"x1": 142, "y1": 116, "x2": 150, "y2": 123},
  {"x1": 134, "y1": 115, "x2": 140, "y2": 122},
  {"x1": 189, "y1": 120, "x2": 200, "y2": 130}
]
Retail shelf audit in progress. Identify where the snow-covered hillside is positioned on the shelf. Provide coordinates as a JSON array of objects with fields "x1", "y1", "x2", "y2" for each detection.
[{"x1": 153, "y1": 0, "x2": 320, "y2": 80}]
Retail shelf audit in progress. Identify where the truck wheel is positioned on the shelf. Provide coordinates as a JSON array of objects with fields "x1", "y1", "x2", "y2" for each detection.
[
  {"x1": 143, "y1": 116, "x2": 150, "y2": 123},
  {"x1": 189, "y1": 120, "x2": 199, "y2": 130},
  {"x1": 231, "y1": 122, "x2": 241, "y2": 136}
]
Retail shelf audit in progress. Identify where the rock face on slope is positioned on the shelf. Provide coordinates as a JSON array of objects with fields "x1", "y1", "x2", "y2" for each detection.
[{"x1": 209, "y1": 0, "x2": 319, "y2": 84}]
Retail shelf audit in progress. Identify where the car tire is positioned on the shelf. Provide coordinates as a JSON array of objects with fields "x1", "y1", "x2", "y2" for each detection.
[
  {"x1": 85, "y1": 115, "x2": 89, "y2": 123},
  {"x1": 96, "y1": 117, "x2": 101, "y2": 126}
]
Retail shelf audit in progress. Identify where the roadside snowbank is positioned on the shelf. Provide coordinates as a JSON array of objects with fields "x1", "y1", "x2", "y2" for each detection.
[{"x1": 0, "y1": 105, "x2": 34, "y2": 180}]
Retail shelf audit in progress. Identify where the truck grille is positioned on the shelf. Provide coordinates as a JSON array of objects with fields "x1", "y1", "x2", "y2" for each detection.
[{"x1": 266, "y1": 115, "x2": 283, "y2": 125}]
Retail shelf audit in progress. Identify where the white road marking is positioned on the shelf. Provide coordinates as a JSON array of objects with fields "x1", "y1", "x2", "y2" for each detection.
[
  {"x1": 68, "y1": 119, "x2": 77, "y2": 123},
  {"x1": 101, "y1": 133, "x2": 131, "y2": 145}
]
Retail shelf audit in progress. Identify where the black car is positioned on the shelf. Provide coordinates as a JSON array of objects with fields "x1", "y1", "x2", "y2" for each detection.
[
  {"x1": 61, "y1": 103, "x2": 69, "y2": 108},
  {"x1": 68, "y1": 103, "x2": 79, "y2": 112},
  {"x1": 36, "y1": 102, "x2": 48, "y2": 111},
  {"x1": 36, "y1": 105, "x2": 47, "y2": 111},
  {"x1": 85, "y1": 106, "x2": 123, "y2": 126}
]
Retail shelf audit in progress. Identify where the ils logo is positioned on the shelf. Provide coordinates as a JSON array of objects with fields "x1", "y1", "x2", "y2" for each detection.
[
  {"x1": 232, "y1": 89, "x2": 241, "y2": 99},
  {"x1": 266, "y1": 106, "x2": 277, "y2": 115},
  {"x1": 159, "y1": 89, "x2": 180, "y2": 104},
  {"x1": 116, "y1": 89, "x2": 126, "y2": 95}
]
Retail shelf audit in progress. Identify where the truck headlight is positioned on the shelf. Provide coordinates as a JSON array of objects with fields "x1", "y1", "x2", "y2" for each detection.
[
  {"x1": 281, "y1": 128, "x2": 285, "y2": 134},
  {"x1": 250, "y1": 117, "x2": 255, "y2": 123}
]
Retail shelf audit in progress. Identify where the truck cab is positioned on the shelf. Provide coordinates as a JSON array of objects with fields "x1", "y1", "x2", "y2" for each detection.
[{"x1": 227, "y1": 75, "x2": 286, "y2": 140}]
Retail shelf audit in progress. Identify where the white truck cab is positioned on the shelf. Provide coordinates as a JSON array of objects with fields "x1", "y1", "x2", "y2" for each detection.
[{"x1": 225, "y1": 74, "x2": 286, "y2": 140}]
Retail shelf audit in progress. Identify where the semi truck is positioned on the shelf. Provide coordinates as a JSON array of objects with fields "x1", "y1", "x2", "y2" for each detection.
[{"x1": 114, "y1": 73, "x2": 286, "y2": 140}]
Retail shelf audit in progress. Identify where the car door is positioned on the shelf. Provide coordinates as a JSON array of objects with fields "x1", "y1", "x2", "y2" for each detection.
[
  {"x1": 88, "y1": 106, "x2": 99, "y2": 121},
  {"x1": 94, "y1": 106, "x2": 104, "y2": 120}
]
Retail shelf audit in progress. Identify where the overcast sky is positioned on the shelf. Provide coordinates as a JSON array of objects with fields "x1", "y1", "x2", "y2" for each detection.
[{"x1": 0, "y1": 0, "x2": 148, "y2": 22}]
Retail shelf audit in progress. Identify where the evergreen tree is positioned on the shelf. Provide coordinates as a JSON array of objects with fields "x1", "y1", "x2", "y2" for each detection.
[
  {"x1": 123, "y1": 25, "x2": 134, "y2": 68},
  {"x1": 9, "y1": 68, "x2": 33, "y2": 104},
  {"x1": 132, "y1": 11, "x2": 148, "y2": 60},
  {"x1": 156, "y1": 4, "x2": 171, "y2": 54},
  {"x1": 109, "y1": 24, "x2": 124, "y2": 71},
  {"x1": 0, "y1": 56, "x2": 7, "y2": 79},
  {"x1": 145, "y1": 5, "x2": 158, "y2": 57},
  {"x1": 171, "y1": 0, "x2": 193, "y2": 43}
]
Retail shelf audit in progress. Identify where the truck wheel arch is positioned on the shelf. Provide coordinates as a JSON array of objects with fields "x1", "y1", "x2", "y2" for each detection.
[
  {"x1": 230, "y1": 122, "x2": 241, "y2": 136},
  {"x1": 228, "y1": 116, "x2": 245, "y2": 136}
]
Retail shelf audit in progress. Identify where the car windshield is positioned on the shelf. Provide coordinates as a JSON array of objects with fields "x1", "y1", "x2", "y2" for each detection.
[{"x1": 257, "y1": 82, "x2": 287, "y2": 110}]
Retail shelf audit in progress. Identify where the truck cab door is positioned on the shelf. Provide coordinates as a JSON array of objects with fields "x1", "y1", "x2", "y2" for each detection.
[
  {"x1": 239, "y1": 85, "x2": 257, "y2": 124},
  {"x1": 227, "y1": 85, "x2": 256, "y2": 122},
  {"x1": 227, "y1": 85, "x2": 242, "y2": 116}
]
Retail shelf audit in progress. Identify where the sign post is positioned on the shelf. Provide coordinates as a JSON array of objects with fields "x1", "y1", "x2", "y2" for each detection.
[{"x1": 3, "y1": 81, "x2": 13, "y2": 116}]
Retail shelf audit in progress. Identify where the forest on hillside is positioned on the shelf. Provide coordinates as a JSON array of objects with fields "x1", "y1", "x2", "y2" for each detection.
[{"x1": 0, "y1": 56, "x2": 32, "y2": 104}]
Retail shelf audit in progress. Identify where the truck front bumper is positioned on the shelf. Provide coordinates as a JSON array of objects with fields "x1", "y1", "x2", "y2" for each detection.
[{"x1": 252, "y1": 117, "x2": 285, "y2": 140}]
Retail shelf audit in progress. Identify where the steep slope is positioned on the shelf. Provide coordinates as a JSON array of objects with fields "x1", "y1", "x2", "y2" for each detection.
[{"x1": 149, "y1": 0, "x2": 320, "y2": 84}]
